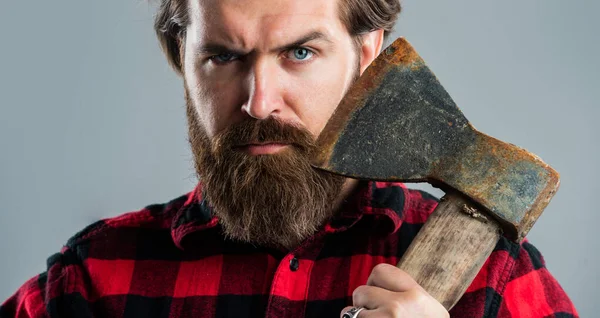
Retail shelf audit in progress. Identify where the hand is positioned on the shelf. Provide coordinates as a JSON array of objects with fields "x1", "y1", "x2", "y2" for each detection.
[{"x1": 341, "y1": 263, "x2": 449, "y2": 317}]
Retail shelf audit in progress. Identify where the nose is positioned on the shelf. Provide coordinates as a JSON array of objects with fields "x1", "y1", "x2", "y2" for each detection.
[{"x1": 241, "y1": 58, "x2": 283, "y2": 120}]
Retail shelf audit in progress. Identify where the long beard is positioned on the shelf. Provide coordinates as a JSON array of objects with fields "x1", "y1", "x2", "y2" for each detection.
[{"x1": 186, "y1": 103, "x2": 345, "y2": 250}]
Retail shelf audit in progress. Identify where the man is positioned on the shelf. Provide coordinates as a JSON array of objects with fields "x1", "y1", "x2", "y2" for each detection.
[{"x1": 0, "y1": 0, "x2": 577, "y2": 317}]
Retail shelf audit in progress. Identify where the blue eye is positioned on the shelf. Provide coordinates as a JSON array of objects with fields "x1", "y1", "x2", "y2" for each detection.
[
  {"x1": 291, "y1": 48, "x2": 313, "y2": 61},
  {"x1": 212, "y1": 53, "x2": 238, "y2": 63}
]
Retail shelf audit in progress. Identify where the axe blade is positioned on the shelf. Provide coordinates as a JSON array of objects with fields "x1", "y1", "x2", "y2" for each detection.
[
  {"x1": 312, "y1": 37, "x2": 559, "y2": 241},
  {"x1": 313, "y1": 37, "x2": 470, "y2": 182}
]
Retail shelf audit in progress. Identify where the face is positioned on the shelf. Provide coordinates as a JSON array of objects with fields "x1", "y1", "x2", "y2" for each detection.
[
  {"x1": 183, "y1": 0, "x2": 364, "y2": 142},
  {"x1": 182, "y1": 0, "x2": 383, "y2": 249}
]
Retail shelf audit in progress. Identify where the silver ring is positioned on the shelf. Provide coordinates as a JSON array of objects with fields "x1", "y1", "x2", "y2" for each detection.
[{"x1": 342, "y1": 307, "x2": 365, "y2": 318}]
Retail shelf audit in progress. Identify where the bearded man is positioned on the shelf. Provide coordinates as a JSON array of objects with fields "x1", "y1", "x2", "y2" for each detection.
[{"x1": 1, "y1": 0, "x2": 577, "y2": 317}]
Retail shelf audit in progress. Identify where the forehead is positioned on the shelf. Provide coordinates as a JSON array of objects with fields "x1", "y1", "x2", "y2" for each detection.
[{"x1": 187, "y1": 0, "x2": 346, "y2": 48}]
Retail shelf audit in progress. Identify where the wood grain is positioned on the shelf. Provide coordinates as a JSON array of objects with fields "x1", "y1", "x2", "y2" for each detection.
[{"x1": 397, "y1": 191, "x2": 501, "y2": 310}]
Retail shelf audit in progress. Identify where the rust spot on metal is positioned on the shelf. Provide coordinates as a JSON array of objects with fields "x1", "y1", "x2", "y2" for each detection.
[
  {"x1": 313, "y1": 37, "x2": 421, "y2": 167},
  {"x1": 431, "y1": 130, "x2": 560, "y2": 241},
  {"x1": 312, "y1": 37, "x2": 560, "y2": 242},
  {"x1": 381, "y1": 37, "x2": 423, "y2": 66}
]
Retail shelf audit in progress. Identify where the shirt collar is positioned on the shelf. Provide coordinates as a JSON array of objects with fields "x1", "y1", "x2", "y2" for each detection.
[{"x1": 171, "y1": 181, "x2": 410, "y2": 250}]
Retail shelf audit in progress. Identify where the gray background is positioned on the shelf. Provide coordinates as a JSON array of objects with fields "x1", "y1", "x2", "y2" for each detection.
[{"x1": 0, "y1": 0, "x2": 597, "y2": 316}]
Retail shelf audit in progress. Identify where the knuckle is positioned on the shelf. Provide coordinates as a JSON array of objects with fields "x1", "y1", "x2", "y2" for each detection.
[
  {"x1": 369, "y1": 263, "x2": 390, "y2": 283},
  {"x1": 406, "y1": 289, "x2": 428, "y2": 304},
  {"x1": 403, "y1": 289, "x2": 448, "y2": 315},
  {"x1": 352, "y1": 285, "x2": 369, "y2": 303},
  {"x1": 381, "y1": 303, "x2": 403, "y2": 317},
  {"x1": 389, "y1": 299, "x2": 404, "y2": 314},
  {"x1": 372, "y1": 263, "x2": 392, "y2": 275}
]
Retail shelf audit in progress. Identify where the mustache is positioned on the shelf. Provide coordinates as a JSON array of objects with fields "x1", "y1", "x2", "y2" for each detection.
[{"x1": 213, "y1": 117, "x2": 316, "y2": 154}]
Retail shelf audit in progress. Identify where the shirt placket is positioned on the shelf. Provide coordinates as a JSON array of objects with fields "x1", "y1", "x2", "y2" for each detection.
[{"x1": 264, "y1": 237, "x2": 325, "y2": 318}]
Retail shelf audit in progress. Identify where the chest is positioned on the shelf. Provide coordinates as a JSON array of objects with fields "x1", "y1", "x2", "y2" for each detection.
[{"x1": 83, "y1": 234, "x2": 401, "y2": 317}]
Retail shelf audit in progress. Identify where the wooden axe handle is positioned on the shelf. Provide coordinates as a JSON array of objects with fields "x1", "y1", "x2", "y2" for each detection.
[{"x1": 396, "y1": 191, "x2": 501, "y2": 310}]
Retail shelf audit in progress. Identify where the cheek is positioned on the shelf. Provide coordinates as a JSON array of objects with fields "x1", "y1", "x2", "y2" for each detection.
[
  {"x1": 286, "y1": 63, "x2": 354, "y2": 137},
  {"x1": 184, "y1": 64, "x2": 242, "y2": 138}
]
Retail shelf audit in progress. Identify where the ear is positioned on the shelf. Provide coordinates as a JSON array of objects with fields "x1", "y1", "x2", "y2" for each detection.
[{"x1": 358, "y1": 29, "x2": 385, "y2": 75}]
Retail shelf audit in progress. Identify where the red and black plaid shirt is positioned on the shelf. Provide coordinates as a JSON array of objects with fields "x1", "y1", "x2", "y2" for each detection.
[{"x1": 1, "y1": 181, "x2": 577, "y2": 317}]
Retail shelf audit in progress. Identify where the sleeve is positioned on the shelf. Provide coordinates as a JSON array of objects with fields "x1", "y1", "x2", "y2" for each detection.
[
  {"x1": 0, "y1": 248, "x2": 93, "y2": 318},
  {"x1": 497, "y1": 240, "x2": 578, "y2": 317},
  {"x1": 0, "y1": 274, "x2": 49, "y2": 318}
]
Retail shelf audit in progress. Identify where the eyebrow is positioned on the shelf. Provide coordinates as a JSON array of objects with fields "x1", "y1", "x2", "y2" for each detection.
[
  {"x1": 196, "y1": 30, "x2": 334, "y2": 56},
  {"x1": 273, "y1": 31, "x2": 333, "y2": 52}
]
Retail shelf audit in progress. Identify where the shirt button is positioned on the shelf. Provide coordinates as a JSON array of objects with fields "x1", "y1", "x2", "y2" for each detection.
[{"x1": 289, "y1": 257, "x2": 299, "y2": 272}]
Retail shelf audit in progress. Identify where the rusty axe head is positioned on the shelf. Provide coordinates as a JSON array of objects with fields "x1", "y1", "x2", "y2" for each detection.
[{"x1": 312, "y1": 37, "x2": 559, "y2": 242}]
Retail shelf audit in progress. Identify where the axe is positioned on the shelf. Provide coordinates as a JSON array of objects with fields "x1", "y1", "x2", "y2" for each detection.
[{"x1": 312, "y1": 37, "x2": 560, "y2": 310}]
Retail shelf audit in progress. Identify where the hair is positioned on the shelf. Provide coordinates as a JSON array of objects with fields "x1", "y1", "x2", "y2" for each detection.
[{"x1": 154, "y1": 0, "x2": 402, "y2": 74}]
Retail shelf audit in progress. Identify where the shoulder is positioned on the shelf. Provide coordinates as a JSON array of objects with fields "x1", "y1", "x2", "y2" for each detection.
[
  {"x1": 495, "y1": 239, "x2": 578, "y2": 316},
  {"x1": 382, "y1": 184, "x2": 577, "y2": 315},
  {"x1": 451, "y1": 234, "x2": 577, "y2": 316},
  {"x1": 64, "y1": 191, "x2": 192, "y2": 249},
  {"x1": 394, "y1": 186, "x2": 577, "y2": 315},
  {"x1": 45, "y1": 190, "x2": 195, "y2": 274},
  {"x1": 1, "y1": 191, "x2": 195, "y2": 316}
]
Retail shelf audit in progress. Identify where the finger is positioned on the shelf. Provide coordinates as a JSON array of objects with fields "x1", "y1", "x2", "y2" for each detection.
[
  {"x1": 352, "y1": 285, "x2": 395, "y2": 310},
  {"x1": 366, "y1": 263, "x2": 419, "y2": 292},
  {"x1": 356, "y1": 308, "x2": 394, "y2": 318}
]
